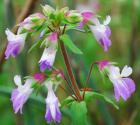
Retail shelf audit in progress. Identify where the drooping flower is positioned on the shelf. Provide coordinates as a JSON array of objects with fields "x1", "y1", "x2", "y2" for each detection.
[
  {"x1": 19, "y1": 13, "x2": 46, "y2": 31},
  {"x1": 45, "y1": 82, "x2": 61, "y2": 123},
  {"x1": 5, "y1": 28, "x2": 27, "y2": 59},
  {"x1": 90, "y1": 15, "x2": 111, "y2": 51},
  {"x1": 39, "y1": 47, "x2": 57, "y2": 72},
  {"x1": 39, "y1": 32, "x2": 58, "y2": 72},
  {"x1": 97, "y1": 60, "x2": 135, "y2": 101},
  {"x1": 11, "y1": 75, "x2": 33, "y2": 114}
]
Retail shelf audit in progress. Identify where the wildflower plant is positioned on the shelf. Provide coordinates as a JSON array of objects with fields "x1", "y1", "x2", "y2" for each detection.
[{"x1": 5, "y1": 4, "x2": 135, "y2": 124}]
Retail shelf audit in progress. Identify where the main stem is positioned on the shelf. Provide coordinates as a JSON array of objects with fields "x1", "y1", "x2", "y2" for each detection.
[{"x1": 59, "y1": 40, "x2": 82, "y2": 101}]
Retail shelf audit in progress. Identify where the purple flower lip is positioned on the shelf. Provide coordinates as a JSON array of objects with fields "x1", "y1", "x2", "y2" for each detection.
[
  {"x1": 39, "y1": 60, "x2": 52, "y2": 72},
  {"x1": 5, "y1": 43, "x2": 21, "y2": 59}
]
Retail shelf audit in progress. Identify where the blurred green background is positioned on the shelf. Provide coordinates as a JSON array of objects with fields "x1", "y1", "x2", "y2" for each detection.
[{"x1": 0, "y1": 0, "x2": 140, "y2": 125}]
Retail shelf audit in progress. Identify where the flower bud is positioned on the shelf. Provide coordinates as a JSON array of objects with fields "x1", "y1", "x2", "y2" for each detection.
[
  {"x1": 65, "y1": 10, "x2": 83, "y2": 24},
  {"x1": 42, "y1": 5, "x2": 55, "y2": 17}
]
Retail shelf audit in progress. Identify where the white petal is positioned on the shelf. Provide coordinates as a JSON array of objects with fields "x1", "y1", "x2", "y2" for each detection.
[
  {"x1": 50, "y1": 104, "x2": 56, "y2": 119},
  {"x1": 39, "y1": 47, "x2": 57, "y2": 66},
  {"x1": 92, "y1": 17, "x2": 100, "y2": 25},
  {"x1": 14, "y1": 75, "x2": 22, "y2": 86},
  {"x1": 5, "y1": 28, "x2": 16, "y2": 42},
  {"x1": 121, "y1": 65, "x2": 132, "y2": 77},
  {"x1": 103, "y1": 15, "x2": 111, "y2": 25},
  {"x1": 24, "y1": 79, "x2": 33, "y2": 88},
  {"x1": 108, "y1": 66, "x2": 121, "y2": 79}
]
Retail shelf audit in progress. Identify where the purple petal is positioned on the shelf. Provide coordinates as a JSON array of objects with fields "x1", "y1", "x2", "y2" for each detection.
[
  {"x1": 105, "y1": 26, "x2": 111, "y2": 37},
  {"x1": 114, "y1": 86, "x2": 120, "y2": 101},
  {"x1": 99, "y1": 34, "x2": 111, "y2": 52},
  {"x1": 39, "y1": 60, "x2": 51, "y2": 72},
  {"x1": 5, "y1": 43, "x2": 20, "y2": 59},
  {"x1": 113, "y1": 79, "x2": 131, "y2": 101},
  {"x1": 122, "y1": 78, "x2": 135, "y2": 94},
  {"x1": 77, "y1": 22, "x2": 84, "y2": 29},
  {"x1": 45, "y1": 107, "x2": 53, "y2": 123},
  {"x1": 11, "y1": 89, "x2": 19, "y2": 101},
  {"x1": 55, "y1": 107, "x2": 61, "y2": 123}
]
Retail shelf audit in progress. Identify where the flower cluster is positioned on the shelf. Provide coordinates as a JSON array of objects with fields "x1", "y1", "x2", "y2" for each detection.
[
  {"x1": 11, "y1": 73, "x2": 62, "y2": 123},
  {"x1": 5, "y1": 4, "x2": 135, "y2": 124},
  {"x1": 5, "y1": 4, "x2": 112, "y2": 70}
]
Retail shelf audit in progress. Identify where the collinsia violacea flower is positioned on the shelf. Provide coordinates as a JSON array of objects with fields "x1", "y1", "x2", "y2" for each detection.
[
  {"x1": 19, "y1": 13, "x2": 46, "y2": 31},
  {"x1": 90, "y1": 16, "x2": 111, "y2": 51},
  {"x1": 45, "y1": 82, "x2": 61, "y2": 123},
  {"x1": 11, "y1": 75, "x2": 33, "y2": 113},
  {"x1": 4, "y1": 4, "x2": 136, "y2": 124},
  {"x1": 5, "y1": 28, "x2": 27, "y2": 59},
  {"x1": 96, "y1": 60, "x2": 135, "y2": 101},
  {"x1": 39, "y1": 32, "x2": 58, "y2": 72}
]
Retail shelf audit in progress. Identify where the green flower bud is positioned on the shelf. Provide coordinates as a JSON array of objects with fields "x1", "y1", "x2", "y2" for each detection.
[
  {"x1": 41, "y1": 5, "x2": 55, "y2": 16},
  {"x1": 65, "y1": 10, "x2": 83, "y2": 24}
]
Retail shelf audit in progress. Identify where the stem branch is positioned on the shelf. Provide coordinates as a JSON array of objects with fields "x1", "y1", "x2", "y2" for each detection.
[{"x1": 59, "y1": 40, "x2": 82, "y2": 101}]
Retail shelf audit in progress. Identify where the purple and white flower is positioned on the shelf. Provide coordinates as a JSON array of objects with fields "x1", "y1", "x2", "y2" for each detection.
[
  {"x1": 45, "y1": 82, "x2": 61, "y2": 123},
  {"x1": 97, "y1": 61, "x2": 135, "y2": 101},
  {"x1": 19, "y1": 13, "x2": 45, "y2": 31},
  {"x1": 39, "y1": 47, "x2": 57, "y2": 72},
  {"x1": 11, "y1": 75, "x2": 33, "y2": 114},
  {"x1": 90, "y1": 15, "x2": 111, "y2": 51},
  {"x1": 5, "y1": 28, "x2": 27, "y2": 59},
  {"x1": 39, "y1": 32, "x2": 58, "y2": 72}
]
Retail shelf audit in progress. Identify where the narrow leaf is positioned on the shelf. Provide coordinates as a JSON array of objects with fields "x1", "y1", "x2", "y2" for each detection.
[
  {"x1": 28, "y1": 40, "x2": 42, "y2": 53},
  {"x1": 85, "y1": 91, "x2": 119, "y2": 109},
  {"x1": 60, "y1": 34, "x2": 83, "y2": 54}
]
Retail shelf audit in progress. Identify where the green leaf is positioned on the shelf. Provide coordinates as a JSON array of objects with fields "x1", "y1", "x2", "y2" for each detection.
[
  {"x1": 61, "y1": 96, "x2": 74, "y2": 107},
  {"x1": 70, "y1": 101, "x2": 88, "y2": 125},
  {"x1": 60, "y1": 34, "x2": 83, "y2": 54},
  {"x1": 85, "y1": 91, "x2": 119, "y2": 110},
  {"x1": 28, "y1": 40, "x2": 42, "y2": 53}
]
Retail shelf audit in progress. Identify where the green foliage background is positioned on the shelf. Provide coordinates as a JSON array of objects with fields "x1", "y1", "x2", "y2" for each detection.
[{"x1": 0, "y1": 0, "x2": 140, "y2": 125}]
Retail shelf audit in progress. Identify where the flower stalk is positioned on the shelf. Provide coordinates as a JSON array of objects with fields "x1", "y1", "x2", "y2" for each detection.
[{"x1": 59, "y1": 39, "x2": 82, "y2": 101}]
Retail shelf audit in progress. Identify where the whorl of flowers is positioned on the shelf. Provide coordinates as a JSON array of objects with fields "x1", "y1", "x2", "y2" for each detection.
[{"x1": 5, "y1": 4, "x2": 135, "y2": 123}]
